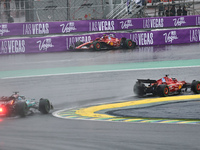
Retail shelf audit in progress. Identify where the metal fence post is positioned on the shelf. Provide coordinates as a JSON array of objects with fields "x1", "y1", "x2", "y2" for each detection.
[
  {"x1": 25, "y1": 0, "x2": 34, "y2": 22},
  {"x1": 102, "y1": 0, "x2": 106, "y2": 19}
]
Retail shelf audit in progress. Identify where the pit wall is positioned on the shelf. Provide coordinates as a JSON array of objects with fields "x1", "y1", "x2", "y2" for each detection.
[{"x1": 0, "y1": 15, "x2": 200, "y2": 55}]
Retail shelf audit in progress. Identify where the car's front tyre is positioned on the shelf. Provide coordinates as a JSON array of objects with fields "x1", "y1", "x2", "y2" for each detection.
[
  {"x1": 39, "y1": 98, "x2": 51, "y2": 114},
  {"x1": 125, "y1": 39, "x2": 135, "y2": 49},
  {"x1": 191, "y1": 80, "x2": 200, "y2": 94},
  {"x1": 93, "y1": 41, "x2": 102, "y2": 51}
]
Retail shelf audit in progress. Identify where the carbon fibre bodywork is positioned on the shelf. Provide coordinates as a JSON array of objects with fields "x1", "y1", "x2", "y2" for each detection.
[
  {"x1": 134, "y1": 75, "x2": 200, "y2": 97},
  {"x1": 69, "y1": 34, "x2": 136, "y2": 50},
  {"x1": 0, "y1": 92, "x2": 53, "y2": 117}
]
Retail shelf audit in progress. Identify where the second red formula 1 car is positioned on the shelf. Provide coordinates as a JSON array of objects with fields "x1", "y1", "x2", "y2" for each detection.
[
  {"x1": 133, "y1": 75, "x2": 200, "y2": 97},
  {"x1": 70, "y1": 34, "x2": 136, "y2": 50}
]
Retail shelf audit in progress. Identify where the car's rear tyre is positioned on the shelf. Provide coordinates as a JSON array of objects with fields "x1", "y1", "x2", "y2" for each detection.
[
  {"x1": 39, "y1": 98, "x2": 51, "y2": 114},
  {"x1": 191, "y1": 80, "x2": 200, "y2": 94},
  {"x1": 125, "y1": 39, "x2": 134, "y2": 49},
  {"x1": 120, "y1": 38, "x2": 126, "y2": 48},
  {"x1": 157, "y1": 84, "x2": 169, "y2": 97},
  {"x1": 16, "y1": 102, "x2": 28, "y2": 117},
  {"x1": 93, "y1": 41, "x2": 101, "y2": 51},
  {"x1": 134, "y1": 82, "x2": 146, "y2": 97}
]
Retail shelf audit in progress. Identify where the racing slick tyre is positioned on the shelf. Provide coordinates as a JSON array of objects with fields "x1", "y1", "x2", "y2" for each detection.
[
  {"x1": 125, "y1": 39, "x2": 135, "y2": 49},
  {"x1": 93, "y1": 41, "x2": 102, "y2": 51},
  {"x1": 16, "y1": 101, "x2": 28, "y2": 117},
  {"x1": 39, "y1": 98, "x2": 51, "y2": 114},
  {"x1": 120, "y1": 38, "x2": 126, "y2": 48},
  {"x1": 157, "y1": 84, "x2": 169, "y2": 97},
  {"x1": 191, "y1": 80, "x2": 200, "y2": 94},
  {"x1": 133, "y1": 82, "x2": 146, "y2": 97}
]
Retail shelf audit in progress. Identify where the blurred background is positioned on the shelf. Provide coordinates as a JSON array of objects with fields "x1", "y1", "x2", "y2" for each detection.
[{"x1": 0, "y1": 0, "x2": 199, "y2": 23}]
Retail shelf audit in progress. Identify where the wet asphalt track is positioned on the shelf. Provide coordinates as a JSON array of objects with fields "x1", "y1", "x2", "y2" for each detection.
[{"x1": 0, "y1": 43, "x2": 200, "y2": 150}]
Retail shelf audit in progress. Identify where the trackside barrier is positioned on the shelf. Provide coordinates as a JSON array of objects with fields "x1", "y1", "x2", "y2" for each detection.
[
  {"x1": 0, "y1": 15, "x2": 200, "y2": 37},
  {"x1": 1, "y1": 27, "x2": 200, "y2": 55}
]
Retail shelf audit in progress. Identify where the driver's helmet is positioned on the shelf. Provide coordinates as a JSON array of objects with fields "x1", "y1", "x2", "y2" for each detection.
[
  {"x1": 109, "y1": 34, "x2": 114, "y2": 38},
  {"x1": 12, "y1": 94, "x2": 19, "y2": 99},
  {"x1": 18, "y1": 96, "x2": 22, "y2": 100},
  {"x1": 102, "y1": 34, "x2": 107, "y2": 38},
  {"x1": 172, "y1": 78, "x2": 177, "y2": 82}
]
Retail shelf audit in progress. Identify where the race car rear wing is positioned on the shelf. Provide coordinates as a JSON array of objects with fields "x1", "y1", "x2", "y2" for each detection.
[{"x1": 137, "y1": 79, "x2": 157, "y2": 84}]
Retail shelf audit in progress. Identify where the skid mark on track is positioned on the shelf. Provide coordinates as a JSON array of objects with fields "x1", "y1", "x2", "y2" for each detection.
[{"x1": 53, "y1": 95, "x2": 200, "y2": 124}]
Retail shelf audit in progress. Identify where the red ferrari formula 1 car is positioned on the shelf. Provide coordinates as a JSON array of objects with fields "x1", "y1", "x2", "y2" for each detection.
[
  {"x1": 133, "y1": 75, "x2": 200, "y2": 97},
  {"x1": 70, "y1": 34, "x2": 136, "y2": 50}
]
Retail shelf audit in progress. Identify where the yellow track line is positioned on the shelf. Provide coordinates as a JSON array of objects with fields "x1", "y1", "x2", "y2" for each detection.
[{"x1": 76, "y1": 95, "x2": 200, "y2": 118}]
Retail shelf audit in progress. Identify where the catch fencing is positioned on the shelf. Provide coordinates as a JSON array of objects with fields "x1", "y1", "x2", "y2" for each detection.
[
  {"x1": 0, "y1": 0, "x2": 123, "y2": 23},
  {"x1": 0, "y1": 0, "x2": 199, "y2": 23}
]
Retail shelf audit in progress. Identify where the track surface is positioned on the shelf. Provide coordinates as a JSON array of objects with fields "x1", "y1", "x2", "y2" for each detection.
[{"x1": 0, "y1": 44, "x2": 200, "y2": 150}]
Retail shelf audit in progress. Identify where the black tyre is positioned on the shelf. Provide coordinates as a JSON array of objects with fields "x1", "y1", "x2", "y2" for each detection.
[
  {"x1": 16, "y1": 101, "x2": 28, "y2": 117},
  {"x1": 125, "y1": 39, "x2": 134, "y2": 49},
  {"x1": 39, "y1": 98, "x2": 51, "y2": 114},
  {"x1": 157, "y1": 84, "x2": 169, "y2": 97},
  {"x1": 133, "y1": 82, "x2": 146, "y2": 97},
  {"x1": 120, "y1": 38, "x2": 126, "y2": 48},
  {"x1": 93, "y1": 41, "x2": 101, "y2": 51},
  {"x1": 191, "y1": 80, "x2": 200, "y2": 94}
]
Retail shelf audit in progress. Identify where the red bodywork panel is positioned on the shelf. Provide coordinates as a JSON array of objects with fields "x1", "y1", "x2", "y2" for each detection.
[
  {"x1": 76, "y1": 36, "x2": 121, "y2": 49},
  {"x1": 154, "y1": 76, "x2": 187, "y2": 93},
  {"x1": 96, "y1": 36, "x2": 121, "y2": 47},
  {"x1": 0, "y1": 97, "x2": 15, "y2": 115},
  {"x1": 76, "y1": 41, "x2": 93, "y2": 49}
]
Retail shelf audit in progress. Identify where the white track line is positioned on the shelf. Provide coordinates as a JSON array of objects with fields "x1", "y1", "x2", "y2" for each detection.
[{"x1": 1, "y1": 65, "x2": 200, "y2": 80}]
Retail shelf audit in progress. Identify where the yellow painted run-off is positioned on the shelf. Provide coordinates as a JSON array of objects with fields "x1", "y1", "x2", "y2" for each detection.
[
  {"x1": 76, "y1": 95, "x2": 200, "y2": 118},
  {"x1": 54, "y1": 95, "x2": 200, "y2": 124}
]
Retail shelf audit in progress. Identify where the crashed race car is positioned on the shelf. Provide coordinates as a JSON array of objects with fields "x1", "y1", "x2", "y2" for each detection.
[
  {"x1": 0, "y1": 92, "x2": 53, "y2": 117},
  {"x1": 70, "y1": 34, "x2": 136, "y2": 50},
  {"x1": 133, "y1": 75, "x2": 200, "y2": 97}
]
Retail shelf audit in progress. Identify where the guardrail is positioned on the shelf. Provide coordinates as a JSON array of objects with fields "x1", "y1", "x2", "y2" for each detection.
[
  {"x1": 1, "y1": 0, "x2": 199, "y2": 23},
  {"x1": 0, "y1": 15, "x2": 199, "y2": 37},
  {"x1": 0, "y1": 27, "x2": 200, "y2": 55}
]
